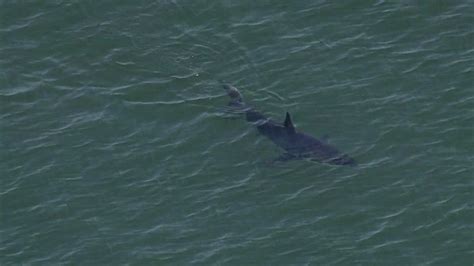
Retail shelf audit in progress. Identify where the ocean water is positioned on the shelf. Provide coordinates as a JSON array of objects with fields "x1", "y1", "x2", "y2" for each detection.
[{"x1": 1, "y1": 1, "x2": 473, "y2": 265}]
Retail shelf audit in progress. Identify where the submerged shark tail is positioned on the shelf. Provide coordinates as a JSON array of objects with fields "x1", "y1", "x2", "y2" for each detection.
[
  {"x1": 222, "y1": 83, "x2": 267, "y2": 122},
  {"x1": 223, "y1": 84, "x2": 245, "y2": 108}
]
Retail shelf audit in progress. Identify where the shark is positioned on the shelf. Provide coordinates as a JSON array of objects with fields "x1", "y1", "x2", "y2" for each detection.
[{"x1": 223, "y1": 84, "x2": 356, "y2": 166}]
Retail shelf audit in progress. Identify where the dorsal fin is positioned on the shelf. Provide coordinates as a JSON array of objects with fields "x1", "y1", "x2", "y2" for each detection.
[{"x1": 284, "y1": 112, "x2": 296, "y2": 134}]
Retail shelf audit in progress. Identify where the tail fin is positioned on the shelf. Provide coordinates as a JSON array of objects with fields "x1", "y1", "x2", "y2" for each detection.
[
  {"x1": 222, "y1": 84, "x2": 244, "y2": 107},
  {"x1": 221, "y1": 83, "x2": 265, "y2": 121}
]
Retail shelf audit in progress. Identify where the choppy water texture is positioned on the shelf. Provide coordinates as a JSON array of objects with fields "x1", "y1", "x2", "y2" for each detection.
[{"x1": 1, "y1": 1, "x2": 473, "y2": 265}]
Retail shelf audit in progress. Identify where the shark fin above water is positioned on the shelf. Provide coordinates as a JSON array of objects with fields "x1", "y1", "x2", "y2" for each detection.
[{"x1": 284, "y1": 112, "x2": 296, "y2": 134}]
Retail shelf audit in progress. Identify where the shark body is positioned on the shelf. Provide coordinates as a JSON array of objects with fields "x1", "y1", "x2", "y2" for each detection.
[{"x1": 223, "y1": 84, "x2": 356, "y2": 166}]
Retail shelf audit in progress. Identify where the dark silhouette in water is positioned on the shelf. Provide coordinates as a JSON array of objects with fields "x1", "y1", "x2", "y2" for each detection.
[{"x1": 223, "y1": 84, "x2": 356, "y2": 166}]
